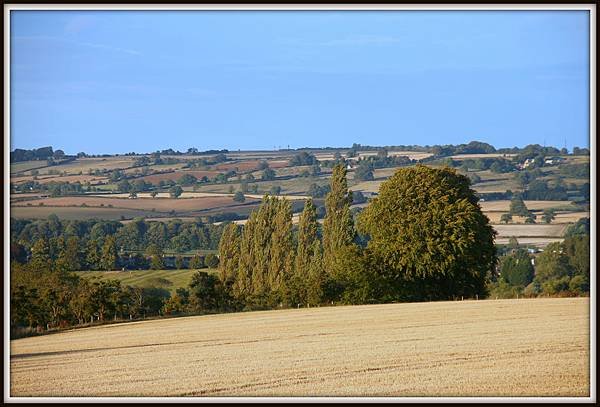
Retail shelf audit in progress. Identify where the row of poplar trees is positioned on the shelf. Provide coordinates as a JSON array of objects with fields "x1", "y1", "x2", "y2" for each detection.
[{"x1": 218, "y1": 164, "x2": 355, "y2": 309}]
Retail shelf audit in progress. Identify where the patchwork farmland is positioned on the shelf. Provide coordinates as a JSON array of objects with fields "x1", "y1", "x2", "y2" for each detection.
[{"x1": 10, "y1": 150, "x2": 589, "y2": 247}]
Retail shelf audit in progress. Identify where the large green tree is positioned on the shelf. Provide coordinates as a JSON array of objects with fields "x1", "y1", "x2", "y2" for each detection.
[
  {"x1": 55, "y1": 236, "x2": 82, "y2": 272},
  {"x1": 29, "y1": 237, "x2": 53, "y2": 272},
  {"x1": 100, "y1": 236, "x2": 119, "y2": 271},
  {"x1": 358, "y1": 165, "x2": 497, "y2": 301},
  {"x1": 499, "y1": 249, "x2": 534, "y2": 287}
]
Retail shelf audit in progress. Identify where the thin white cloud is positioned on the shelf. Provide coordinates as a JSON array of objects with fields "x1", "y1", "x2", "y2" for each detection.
[{"x1": 13, "y1": 35, "x2": 142, "y2": 56}]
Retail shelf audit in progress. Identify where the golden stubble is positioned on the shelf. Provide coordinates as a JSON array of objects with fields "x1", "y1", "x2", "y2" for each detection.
[{"x1": 10, "y1": 297, "x2": 589, "y2": 397}]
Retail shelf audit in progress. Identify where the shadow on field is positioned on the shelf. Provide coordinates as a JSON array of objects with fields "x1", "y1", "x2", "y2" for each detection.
[{"x1": 11, "y1": 332, "x2": 338, "y2": 360}]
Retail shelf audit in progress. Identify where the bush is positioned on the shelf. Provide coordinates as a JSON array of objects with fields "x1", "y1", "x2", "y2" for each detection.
[
  {"x1": 568, "y1": 275, "x2": 589, "y2": 294},
  {"x1": 354, "y1": 163, "x2": 374, "y2": 181},
  {"x1": 233, "y1": 191, "x2": 245, "y2": 203},
  {"x1": 204, "y1": 253, "x2": 219, "y2": 268},
  {"x1": 499, "y1": 250, "x2": 534, "y2": 287}
]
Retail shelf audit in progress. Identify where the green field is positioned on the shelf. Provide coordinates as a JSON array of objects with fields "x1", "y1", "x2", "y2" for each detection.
[
  {"x1": 75, "y1": 268, "x2": 217, "y2": 293},
  {"x1": 10, "y1": 160, "x2": 50, "y2": 174}
]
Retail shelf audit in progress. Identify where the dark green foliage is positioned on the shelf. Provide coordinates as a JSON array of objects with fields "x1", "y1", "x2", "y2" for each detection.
[
  {"x1": 565, "y1": 217, "x2": 590, "y2": 237},
  {"x1": 499, "y1": 249, "x2": 534, "y2": 287},
  {"x1": 308, "y1": 183, "x2": 330, "y2": 198},
  {"x1": 234, "y1": 196, "x2": 294, "y2": 308},
  {"x1": 205, "y1": 253, "x2": 220, "y2": 268},
  {"x1": 513, "y1": 169, "x2": 542, "y2": 188},
  {"x1": 541, "y1": 209, "x2": 555, "y2": 224},
  {"x1": 533, "y1": 242, "x2": 576, "y2": 295},
  {"x1": 188, "y1": 255, "x2": 204, "y2": 269},
  {"x1": 233, "y1": 191, "x2": 245, "y2": 202},
  {"x1": 500, "y1": 213, "x2": 512, "y2": 224},
  {"x1": 146, "y1": 244, "x2": 164, "y2": 270},
  {"x1": 358, "y1": 165, "x2": 497, "y2": 301},
  {"x1": 11, "y1": 146, "x2": 54, "y2": 162},
  {"x1": 290, "y1": 152, "x2": 319, "y2": 166},
  {"x1": 322, "y1": 164, "x2": 355, "y2": 284},
  {"x1": 218, "y1": 223, "x2": 241, "y2": 288},
  {"x1": 100, "y1": 236, "x2": 118, "y2": 271},
  {"x1": 559, "y1": 163, "x2": 590, "y2": 178},
  {"x1": 169, "y1": 185, "x2": 183, "y2": 198},
  {"x1": 352, "y1": 191, "x2": 367, "y2": 204},
  {"x1": 509, "y1": 196, "x2": 529, "y2": 217},
  {"x1": 563, "y1": 235, "x2": 590, "y2": 279},
  {"x1": 522, "y1": 180, "x2": 568, "y2": 200},
  {"x1": 188, "y1": 271, "x2": 229, "y2": 312},
  {"x1": 459, "y1": 158, "x2": 515, "y2": 173},
  {"x1": 117, "y1": 179, "x2": 131, "y2": 193},
  {"x1": 178, "y1": 173, "x2": 197, "y2": 186},
  {"x1": 261, "y1": 168, "x2": 276, "y2": 181},
  {"x1": 354, "y1": 163, "x2": 374, "y2": 181},
  {"x1": 292, "y1": 199, "x2": 324, "y2": 306}
]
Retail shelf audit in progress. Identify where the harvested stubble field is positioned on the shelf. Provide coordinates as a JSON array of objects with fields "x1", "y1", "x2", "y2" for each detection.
[
  {"x1": 28, "y1": 157, "x2": 136, "y2": 176},
  {"x1": 492, "y1": 223, "x2": 568, "y2": 238},
  {"x1": 480, "y1": 200, "x2": 578, "y2": 212},
  {"x1": 10, "y1": 160, "x2": 52, "y2": 174},
  {"x1": 10, "y1": 298, "x2": 589, "y2": 397},
  {"x1": 485, "y1": 211, "x2": 588, "y2": 224},
  {"x1": 11, "y1": 174, "x2": 108, "y2": 185},
  {"x1": 494, "y1": 237, "x2": 564, "y2": 246}
]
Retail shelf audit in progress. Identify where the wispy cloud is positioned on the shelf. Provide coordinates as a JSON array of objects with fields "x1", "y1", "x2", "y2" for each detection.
[{"x1": 13, "y1": 35, "x2": 142, "y2": 56}]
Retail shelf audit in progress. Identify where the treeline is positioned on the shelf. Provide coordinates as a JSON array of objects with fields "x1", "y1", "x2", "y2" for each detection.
[
  {"x1": 10, "y1": 265, "x2": 226, "y2": 338},
  {"x1": 11, "y1": 216, "x2": 225, "y2": 270},
  {"x1": 12, "y1": 180, "x2": 87, "y2": 196},
  {"x1": 11, "y1": 146, "x2": 60, "y2": 162},
  {"x1": 209, "y1": 164, "x2": 497, "y2": 313},
  {"x1": 489, "y1": 222, "x2": 590, "y2": 298},
  {"x1": 353, "y1": 152, "x2": 415, "y2": 181}
]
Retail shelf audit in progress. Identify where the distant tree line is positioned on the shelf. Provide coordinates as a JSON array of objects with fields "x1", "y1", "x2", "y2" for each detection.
[
  {"x1": 11, "y1": 216, "x2": 225, "y2": 270},
  {"x1": 489, "y1": 223, "x2": 590, "y2": 298},
  {"x1": 11, "y1": 146, "x2": 57, "y2": 162}
]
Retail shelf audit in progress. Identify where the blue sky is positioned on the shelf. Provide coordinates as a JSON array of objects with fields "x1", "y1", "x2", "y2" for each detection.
[{"x1": 10, "y1": 10, "x2": 590, "y2": 154}]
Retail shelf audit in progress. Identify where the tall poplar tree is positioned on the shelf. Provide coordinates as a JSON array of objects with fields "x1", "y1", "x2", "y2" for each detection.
[
  {"x1": 322, "y1": 164, "x2": 355, "y2": 293},
  {"x1": 293, "y1": 199, "x2": 323, "y2": 305},
  {"x1": 218, "y1": 223, "x2": 241, "y2": 289},
  {"x1": 267, "y1": 198, "x2": 294, "y2": 306}
]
